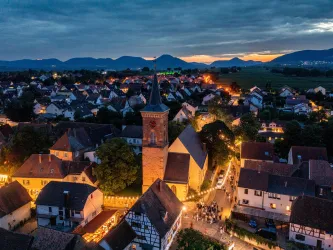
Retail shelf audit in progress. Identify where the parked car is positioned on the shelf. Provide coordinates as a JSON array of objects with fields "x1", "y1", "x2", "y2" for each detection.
[
  {"x1": 249, "y1": 219, "x2": 257, "y2": 228},
  {"x1": 216, "y1": 180, "x2": 223, "y2": 189},
  {"x1": 255, "y1": 227, "x2": 277, "y2": 241},
  {"x1": 265, "y1": 219, "x2": 276, "y2": 228}
]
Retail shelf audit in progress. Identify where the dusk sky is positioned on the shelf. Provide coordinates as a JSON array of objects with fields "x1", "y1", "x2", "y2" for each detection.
[{"x1": 0, "y1": 0, "x2": 333, "y2": 63}]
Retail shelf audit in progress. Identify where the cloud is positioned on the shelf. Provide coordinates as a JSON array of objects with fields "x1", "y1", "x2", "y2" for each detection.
[{"x1": 0, "y1": 0, "x2": 332, "y2": 60}]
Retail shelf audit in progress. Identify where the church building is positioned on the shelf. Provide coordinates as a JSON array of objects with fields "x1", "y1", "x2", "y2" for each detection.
[{"x1": 141, "y1": 73, "x2": 208, "y2": 201}]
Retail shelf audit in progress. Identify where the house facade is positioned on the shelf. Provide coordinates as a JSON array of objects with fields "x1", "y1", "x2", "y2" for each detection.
[
  {"x1": 0, "y1": 181, "x2": 32, "y2": 230},
  {"x1": 36, "y1": 181, "x2": 103, "y2": 231}
]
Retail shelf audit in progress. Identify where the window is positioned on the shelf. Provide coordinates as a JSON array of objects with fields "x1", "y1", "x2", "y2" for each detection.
[
  {"x1": 131, "y1": 245, "x2": 137, "y2": 250},
  {"x1": 286, "y1": 206, "x2": 290, "y2": 211},
  {"x1": 290, "y1": 196, "x2": 297, "y2": 201},
  {"x1": 75, "y1": 211, "x2": 81, "y2": 215},
  {"x1": 50, "y1": 169, "x2": 54, "y2": 174},
  {"x1": 82, "y1": 177, "x2": 86, "y2": 182},
  {"x1": 59, "y1": 216, "x2": 64, "y2": 220},
  {"x1": 23, "y1": 180, "x2": 30, "y2": 185},
  {"x1": 64, "y1": 152, "x2": 68, "y2": 158},
  {"x1": 137, "y1": 235, "x2": 146, "y2": 241},
  {"x1": 270, "y1": 203, "x2": 276, "y2": 209},
  {"x1": 92, "y1": 211, "x2": 96, "y2": 217},
  {"x1": 144, "y1": 225, "x2": 149, "y2": 230},
  {"x1": 150, "y1": 132, "x2": 156, "y2": 145},
  {"x1": 268, "y1": 193, "x2": 281, "y2": 199},
  {"x1": 319, "y1": 188, "x2": 324, "y2": 196},
  {"x1": 73, "y1": 176, "x2": 78, "y2": 181},
  {"x1": 242, "y1": 199, "x2": 249, "y2": 205},
  {"x1": 254, "y1": 190, "x2": 262, "y2": 196},
  {"x1": 244, "y1": 189, "x2": 248, "y2": 194},
  {"x1": 131, "y1": 222, "x2": 141, "y2": 228},
  {"x1": 48, "y1": 207, "x2": 52, "y2": 213},
  {"x1": 55, "y1": 151, "x2": 59, "y2": 156},
  {"x1": 295, "y1": 234, "x2": 305, "y2": 241}
]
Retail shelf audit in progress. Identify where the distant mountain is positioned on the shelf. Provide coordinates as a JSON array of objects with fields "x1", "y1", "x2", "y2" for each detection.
[
  {"x1": 210, "y1": 57, "x2": 262, "y2": 67},
  {"x1": 270, "y1": 48, "x2": 333, "y2": 64}
]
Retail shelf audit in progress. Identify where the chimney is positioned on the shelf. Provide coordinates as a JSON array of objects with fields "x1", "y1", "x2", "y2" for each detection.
[
  {"x1": 258, "y1": 165, "x2": 261, "y2": 174},
  {"x1": 285, "y1": 181, "x2": 288, "y2": 188},
  {"x1": 48, "y1": 154, "x2": 51, "y2": 162},
  {"x1": 203, "y1": 143, "x2": 207, "y2": 153},
  {"x1": 63, "y1": 191, "x2": 70, "y2": 208},
  {"x1": 39, "y1": 154, "x2": 42, "y2": 164}
]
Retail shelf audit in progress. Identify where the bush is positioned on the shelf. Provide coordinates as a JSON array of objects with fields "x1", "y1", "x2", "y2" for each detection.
[
  {"x1": 200, "y1": 180, "x2": 211, "y2": 191},
  {"x1": 225, "y1": 219, "x2": 278, "y2": 249}
]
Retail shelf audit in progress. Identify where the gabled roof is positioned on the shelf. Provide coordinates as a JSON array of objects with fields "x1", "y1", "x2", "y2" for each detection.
[
  {"x1": 238, "y1": 168, "x2": 269, "y2": 191},
  {"x1": 0, "y1": 181, "x2": 32, "y2": 218},
  {"x1": 177, "y1": 125, "x2": 207, "y2": 169},
  {"x1": 290, "y1": 196, "x2": 333, "y2": 233},
  {"x1": 50, "y1": 128, "x2": 93, "y2": 152},
  {"x1": 290, "y1": 146, "x2": 328, "y2": 163},
  {"x1": 120, "y1": 125, "x2": 143, "y2": 139},
  {"x1": 243, "y1": 160, "x2": 298, "y2": 177},
  {"x1": 130, "y1": 179, "x2": 183, "y2": 238},
  {"x1": 241, "y1": 142, "x2": 274, "y2": 161},
  {"x1": 164, "y1": 153, "x2": 190, "y2": 184},
  {"x1": 142, "y1": 74, "x2": 169, "y2": 112},
  {"x1": 35, "y1": 181, "x2": 97, "y2": 211},
  {"x1": 12, "y1": 154, "x2": 67, "y2": 179},
  {"x1": 31, "y1": 227, "x2": 77, "y2": 250},
  {"x1": 0, "y1": 228, "x2": 33, "y2": 250},
  {"x1": 63, "y1": 161, "x2": 97, "y2": 184},
  {"x1": 309, "y1": 160, "x2": 333, "y2": 187},
  {"x1": 102, "y1": 220, "x2": 136, "y2": 249}
]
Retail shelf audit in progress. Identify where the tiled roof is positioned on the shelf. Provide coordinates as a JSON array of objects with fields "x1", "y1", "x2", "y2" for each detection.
[
  {"x1": 81, "y1": 210, "x2": 117, "y2": 234},
  {"x1": 130, "y1": 179, "x2": 183, "y2": 238},
  {"x1": 164, "y1": 153, "x2": 190, "y2": 184},
  {"x1": 309, "y1": 160, "x2": 333, "y2": 187},
  {"x1": 0, "y1": 181, "x2": 32, "y2": 218},
  {"x1": 12, "y1": 154, "x2": 66, "y2": 179},
  {"x1": 31, "y1": 227, "x2": 77, "y2": 250},
  {"x1": 120, "y1": 125, "x2": 142, "y2": 139},
  {"x1": 290, "y1": 196, "x2": 333, "y2": 233},
  {"x1": 243, "y1": 160, "x2": 298, "y2": 177},
  {"x1": 0, "y1": 228, "x2": 33, "y2": 250},
  {"x1": 50, "y1": 128, "x2": 92, "y2": 152},
  {"x1": 102, "y1": 220, "x2": 136, "y2": 250},
  {"x1": 177, "y1": 125, "x2": 207, "y2": 169},
  {"x1": 35, "y1": 181, "x2": 97, "y2": 211},
  {"x1": 241, "y1": 142, "x2": 274, "y2": 161},
  {"x1": 290, "y1": 146, "x2": 328, "y2": 164},
  {"x1": 238, "y1": 168, "x2": 269, "y2": 191}
]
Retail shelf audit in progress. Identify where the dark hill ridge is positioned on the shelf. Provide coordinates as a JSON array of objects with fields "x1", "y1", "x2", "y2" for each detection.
[
  {"x1": 270, "y1": 48, "x2": 333, "y2": 63},
  {"x1": 0, "y1": 48, "x2": 332, "y2": 70}
]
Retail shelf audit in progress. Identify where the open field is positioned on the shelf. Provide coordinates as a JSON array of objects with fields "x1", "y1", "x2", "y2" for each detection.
[{"x1": 216, "y1": 67, "x2": 333, "y2": 90}]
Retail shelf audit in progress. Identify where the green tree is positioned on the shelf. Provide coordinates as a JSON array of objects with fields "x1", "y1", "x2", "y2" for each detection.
[
  {"x1": 309, "y1": 110, "x2": 327, "y2": 123},
  {"x1": 96, "y1": 107, "x2": 123, "y2": 128},
  {"x1": 301, "y1": 124, "x2": 323, "y2": 147},
  {"x1": 95, "y1": 138, "x2": 139, "y2": 195},
  {"x1": 168, "y1": 121, "x2": 186, "y2": 144},
  {"x1": 200, "y1": 121, "x2": 234, "y2": 167},
  {"x1": 177, "y1": 228, "x2": 225, "y2": 250},
  {"x1": 234, "y1": 113, "x2": 260, "y2": 141}
]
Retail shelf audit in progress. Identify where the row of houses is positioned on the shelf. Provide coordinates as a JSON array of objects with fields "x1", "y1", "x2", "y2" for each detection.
[{"x1": 236, "y1": 141, "x2": 333, "y2": 249}]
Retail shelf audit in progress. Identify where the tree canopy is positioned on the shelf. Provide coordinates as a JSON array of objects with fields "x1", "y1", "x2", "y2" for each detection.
[
  {"x1": 177, "y1": 228, "x2": 226, "y2": 250},
  {"x1": 168, "y1": 121, "x2": 187, "y2": 144},
  {"x1": 234, "y1": 113, "x2": 260, "y2": 141},
  {"x1": 95, "y1": 138, "x2": 139, "y2": 195}
]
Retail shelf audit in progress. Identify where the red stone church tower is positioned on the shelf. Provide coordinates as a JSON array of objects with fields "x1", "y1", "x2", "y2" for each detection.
[{"x1": 141, "y1": 74, "x2": 169, "y2": 193}]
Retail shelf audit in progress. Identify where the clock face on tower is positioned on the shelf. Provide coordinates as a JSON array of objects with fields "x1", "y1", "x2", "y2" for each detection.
[{"x1": 149, "y1": 120, "x2": 156, "y2": 128}]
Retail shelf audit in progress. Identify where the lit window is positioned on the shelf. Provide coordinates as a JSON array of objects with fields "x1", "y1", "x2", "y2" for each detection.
[
  {"x1": 286, "y1": 206, "x2": 290, "y2": 211},
  {"x1": 270, "y1": 203, "x2": 276, "y2": 209},
  {"x1": 64, "y1": 152, "x2": 68, "y2": 157}
]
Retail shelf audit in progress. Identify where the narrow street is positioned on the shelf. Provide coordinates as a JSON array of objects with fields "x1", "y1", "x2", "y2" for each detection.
[{"x1": 170, "y1": 159, "x2": 254, "y2": 250}]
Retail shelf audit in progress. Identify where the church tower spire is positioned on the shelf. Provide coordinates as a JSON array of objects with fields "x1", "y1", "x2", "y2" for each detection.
[{"x1": 141, "y1": 60, "x2": 169, "y2": 193}]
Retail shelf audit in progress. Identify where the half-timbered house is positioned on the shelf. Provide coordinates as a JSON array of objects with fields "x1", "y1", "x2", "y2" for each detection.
[
  {"x1": 100, "y1": 179, "x2": 183, "y2": 250},
  {"x1": 289, "y1": 196, "x2": 333, "y2": 250}
]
